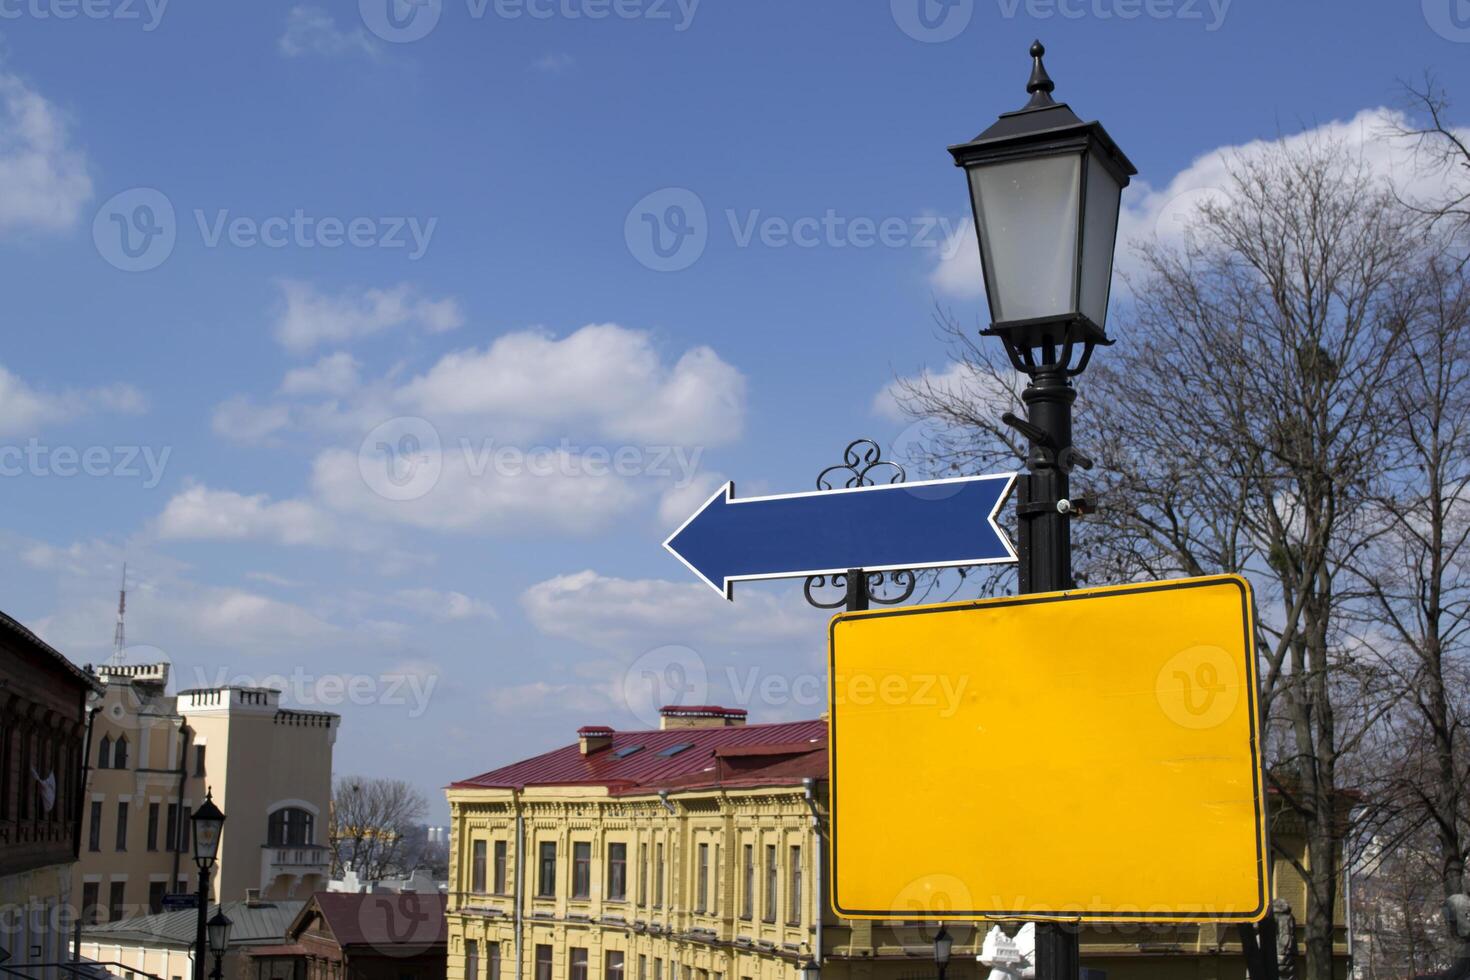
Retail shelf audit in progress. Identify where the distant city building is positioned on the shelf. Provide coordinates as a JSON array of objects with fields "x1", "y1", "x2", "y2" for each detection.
[
  {"x1": 427, "y1": 826, "x2": 450, "y2": 845},
  {"x1": 78, "y1": 895, "x2": 303, "y2": 980},
  {"x1": 0, "y1": 610, "x2": 99, "y2": 978},
  {"x1": 446, "y1": 705, "x2": 1351, "y2": 980},
  {"x1": 328, "y1": 866, "x2": 446, "y2": 895},
  {"x1": 75, "y1": 663, "x2": 339, "y2": 923}
]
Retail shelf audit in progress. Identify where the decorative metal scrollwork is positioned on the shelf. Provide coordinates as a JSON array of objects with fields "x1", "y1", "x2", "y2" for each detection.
[{"x1": 803, "y1": 440, "x2": 916, "y2": 609}]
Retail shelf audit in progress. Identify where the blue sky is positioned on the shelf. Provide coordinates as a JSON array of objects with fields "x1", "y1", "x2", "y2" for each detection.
[{"x1": 1, "y1": 0, "x2": 1466, "y2": 821}]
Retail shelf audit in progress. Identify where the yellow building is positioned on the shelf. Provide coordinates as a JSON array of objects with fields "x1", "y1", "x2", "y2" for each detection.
[
  {"x1": 75, "y1": 662, "x2": 339, "y2": 924},
  {"x1": 447, "y1": 707, "x2": 1349, "y2": 980}
]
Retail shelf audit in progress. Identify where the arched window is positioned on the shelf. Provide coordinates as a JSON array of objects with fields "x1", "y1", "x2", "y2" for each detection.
[
  {"x1": 97, "y1": 736, "x2": 112, "y2": 770},
  {"x1": 268, "y1": 807, "x2": 315, "y2": 846},
  {"x1": 112, "y1": 736, "x2": 129, "y2": 770}
]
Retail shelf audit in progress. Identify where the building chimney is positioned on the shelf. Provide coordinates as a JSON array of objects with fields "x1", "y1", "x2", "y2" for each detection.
[
  {"x1": 578, "y1": 726, "x2": 614, "y2": 755},
  {"x1": 658, "y1": 706, "x2": 748, "y2": 730},
  {"x1": 245, "y1": 888, "x2": 262, "y2": 906}
]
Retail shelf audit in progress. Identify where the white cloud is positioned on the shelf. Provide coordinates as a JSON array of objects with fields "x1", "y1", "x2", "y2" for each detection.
[
  {"x1": 929, "y1": 107, "x2": 1470, "y2": 299},
  {"x1": 872, "y1": 360, "x2": 1022, "y2": 422},
  {"x1": 0, "y1": 364, "x2": 145, "y2": 436},
  {"x1": 155, "y1": 484, "x2": 340, "y2": 547},
  {"x1": 212, "y1": 395, "x2": 292, "y2": 445},
  {"x1": 274, "y1": 280, "x2": 464, "y2": 352},
  {"x1": 281, "y1": 352, "x2": 362, "y2": 397},
  {"x1": 520, "y1": 571, "x2": 816, "y2": 653},
  {"x1": 0, "y1": 72, "x2": 92, "y2": 235},
  {"x1": 657, "y1": 472, "x2": 725, "y2": 530},
  {"x1": 396, "y1": 323, "x2": 746, "y2": 446},
  {"x1": 277, "y1": 5, "x2": 379, "y2": 59},
  {"x1": 311, "y1": 444, "x2": 644, "y2": 534},
  {"x1": 390, "y1": 588, "x2": 497, "y2": 621}
]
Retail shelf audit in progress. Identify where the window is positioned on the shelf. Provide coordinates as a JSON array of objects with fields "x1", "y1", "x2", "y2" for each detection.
[
  {"x1": 741, "y1": 845, "x2": 754, "y2": 919},
  {"x1": 655, "y1": 843, "x2": 665, "y2": 906},
  {"x1": 81, "y1": 882, "x2": 100, "y2": 925},
  {"x1": 267, "y1": 807, "x2": 314, "y2": 846},
  {"x1": 696, "y1": 843, "x2": 709, "y2": 913},
  {"x1": 466, "y1": 939, "x2": 479, "y2": 980},
  {"x1": 654, "y1": 961, "x2": 662, "y2": 980},
  {"x1": 570, "y1": 949, "x2": 588, "y2": 980},
  {"x1": 493, "y1": 840, "x2": 508, "y2": 894},
  {"x1": 638, "y1": 843, "x2": 648, "y2": 905},
  {"x1": 97, "y1": 736, "x2": 112, "y2": 770},
  {"x1": 148, "y1": 881, "x2": 166, "y2": 915},
  {"x1": 763, "y1": 845, "x2": 777, "y2": 922},
  {"x1": 537, "y1": 842, "x2": 557, "y2": 897},
  {"x1": 88, "y1": 801, "x2": 102, "y2": 851},
  {"x1": 607, "y1": 842, "x2": 627, "y2": 901},
  {"x1": 108, "y1": 881, "x2": 126, "y2": 923},
  {"x1": 788, "y1": 845, "x2": 802, "y2": 925},
  {"x1": 472, "y1": 840, "x2": 487, "y2": 893},
  {"x1": 535, "y1": 946, "x2": 552, "y2": 980},
  {"x1": 147, "y1": 803, "x2": 159, "y2": 852},
  {"x1": 166, "y1": 804, "x2": 178, "y2": 852},
  {"x1": 606, "y1": 951, "x2": 625, "y2": 980},
  {"x1": 572, "y1": 841, "x2": 591, "y2": 898},
  {"x1": 179, "y1": 805, "x2": 191, "y2": 852},
  {"x1": 638, "y1": 955, "x2": 647, "y2": 980},
  {"x1": 115, "y1": 801, "x2": 129, "y2": 851},
  {"x1": 488, "y1": 942, "x2": 501, "y2": 980},
  {"x1": 194, "y1": 745, "x2": 206, "y2": 777},
  {"x1": 113, "y1": 736, "x2": 129, "y2": 770}
]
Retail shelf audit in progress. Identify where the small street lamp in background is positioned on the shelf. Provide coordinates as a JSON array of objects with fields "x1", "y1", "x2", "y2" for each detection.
[
  {"x1": 934, "y1": 927, "x2": 954, "y2": 980},
  {"x1": 206, "y1": 911, "x2": 233, "y2": 980},
  {"x1": 191, "y1": 790, "x2": 226, "y2": 980},
  {"x1": 799, "y1": 957, "x2": 821, "y2": 980},
  {"x1": 948, "y1": 39, "x2": 1136, "y2": 980}
]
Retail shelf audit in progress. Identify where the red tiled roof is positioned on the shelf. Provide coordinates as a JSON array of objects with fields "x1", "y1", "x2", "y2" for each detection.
[
  {"x1": 294, "y1": 892, "x2": 447, "y2": 952},
  {"x1": 452, "y1": 719, "x2": 827, "y2": 793}
]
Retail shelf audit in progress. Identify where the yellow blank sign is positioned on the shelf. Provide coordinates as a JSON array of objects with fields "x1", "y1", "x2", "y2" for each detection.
[{"x1": 827, "y1": 575, "x2": 1267, "y2": 924}]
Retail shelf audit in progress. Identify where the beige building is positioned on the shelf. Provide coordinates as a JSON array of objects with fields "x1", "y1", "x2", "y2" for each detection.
[
  {"x1": 76, "y1": 662, "x2": 339, "y2": 925},
  {"x1": 446, "y1": 707, "x2": 1351, "y2": 980}
]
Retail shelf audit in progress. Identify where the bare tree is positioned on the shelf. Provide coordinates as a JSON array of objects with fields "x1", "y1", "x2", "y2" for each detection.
[
  {"x1": 1392, "y1": 77, "x2": 1470, "y2": 245},
  {"x1": 896, "y1": 136, "x2": 1418, "y2": 980},
  {"x1": 329, "y1": 775, "x2": 429, "y2": 882}
]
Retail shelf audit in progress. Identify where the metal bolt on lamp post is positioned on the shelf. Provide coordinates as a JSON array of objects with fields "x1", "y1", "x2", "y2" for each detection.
[
  {"x1": 206, "y1": 911, "x2": 233, "y2": 980},
  {"x1": 934, "y1": 927, "x2": 953, "y2": 980},
  {"x1": 948, "y1": 40, "x2": 1136, "y2": 980},
  {"x1": 191, "y1": 790, "x2": 226, "y2": 980}
]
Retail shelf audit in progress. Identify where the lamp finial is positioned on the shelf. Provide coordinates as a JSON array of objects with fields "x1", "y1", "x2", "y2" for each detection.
[{"x1": 1025, "y1": 40, "x2": 1056, "y2": 108}]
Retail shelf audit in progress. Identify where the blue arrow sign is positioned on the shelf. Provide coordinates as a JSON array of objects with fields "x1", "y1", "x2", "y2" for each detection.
[{"x1": 663, "y1": 474, "x2": 1018, "y2": 598}]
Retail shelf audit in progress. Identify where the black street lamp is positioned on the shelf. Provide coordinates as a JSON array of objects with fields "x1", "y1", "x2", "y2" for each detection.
[
  {"x1": 933, "y1": 927, "x2": 953, "y2": 980},
  {"x1": 948, "y1": 40, "x2": 1136, "y2": 980},
  {"x1": 191, "y1": 790, "x2": 226, "y2": 980},
  {"x1": 206, "y1": 911, "x2": 233, "y2": 980}
]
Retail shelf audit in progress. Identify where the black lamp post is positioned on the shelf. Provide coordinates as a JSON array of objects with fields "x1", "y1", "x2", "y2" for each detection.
[
  {"x1": 949, "y1": 40, "x2": 1136, "y2": 980},
  {"x1": 206, "y1": 911, "x2": 233, "y2": 980},
  {"x1": 191, "y1": 790, "x2": 226, "y2": 980},
  {"x1": 933, "y1": 927, "x2": 953, "y2": 980}
]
